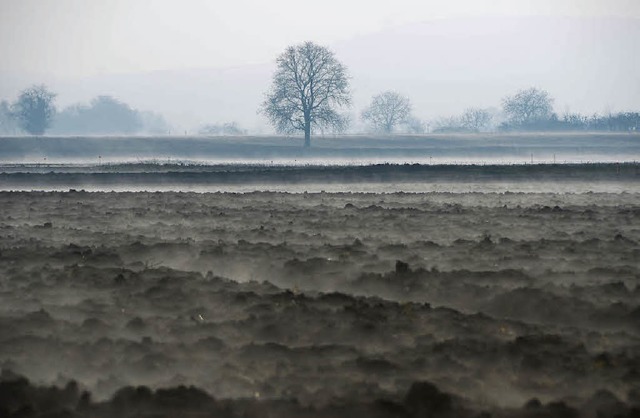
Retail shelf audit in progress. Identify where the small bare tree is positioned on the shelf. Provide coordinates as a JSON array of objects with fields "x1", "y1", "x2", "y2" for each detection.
[
  {"x1": 460, "y1": 108, "x2": 493, "y2": 132},
  {"x1": 261, "y1": 42, "x2": 351, "y2": 147},
  {"x1": 11, "y1": 85, "x2": 57, "y2": 135},
  {"x1": 361, "y1": 91, "x2": 411, "y2": 134},
  {"x1": 502, "y1": 87, "x2": 553, "y2": 126},
  {"x1": 404, "y1": 116, "x2": 427, "y2": 134}
]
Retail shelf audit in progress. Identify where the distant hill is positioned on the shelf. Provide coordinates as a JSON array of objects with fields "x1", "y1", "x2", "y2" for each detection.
[{"x1": 1, "y1": 16, "x2": 638, "y2": 132}]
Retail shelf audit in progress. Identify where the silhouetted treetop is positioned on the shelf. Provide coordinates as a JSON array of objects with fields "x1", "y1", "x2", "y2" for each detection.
[
  {"x1": 502, "y1": 87, "x2": 554, "y2": 127},
  {"x1": 11, "y1": 85, "x2": 57, "y2": 135}
]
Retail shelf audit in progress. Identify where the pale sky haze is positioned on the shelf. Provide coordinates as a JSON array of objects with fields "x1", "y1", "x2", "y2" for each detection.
[
  {"x1": 1, "y1": 0, "x2": 639, "y2": 77},
  {"x1": 1, "y1": 0, "x2": 639, "y2": 130}
]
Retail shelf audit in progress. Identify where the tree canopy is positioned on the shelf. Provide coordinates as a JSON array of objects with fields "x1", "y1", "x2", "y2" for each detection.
[
  {"x1": 11, "y1": 85, "x2": 56, "y2": 135},
  {"x1": 502, "y1": 87, "x2": 554, "y2": 127},
  {"x1": 51, "y1": 96, "x2": 169, "y2": 135},
  {"x1": 261, "y1": 42, "x2": 351, "y2": 147}
]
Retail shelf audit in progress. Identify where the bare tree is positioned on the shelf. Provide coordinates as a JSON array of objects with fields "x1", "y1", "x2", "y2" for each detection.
[
  {"x1": 361, "y1": 91, "x2": 412, "y2": 134},
  {"x1": 502, "y1": 87, "x2": 554, "y2": 127},
  {"x1": 460, "y1": 107, "x2": 493, "y2": 132},
  {"x1": 261, "y1": 42, "x2": 351, "y2": 147},
  {"x1": 11, "y1": 85, "x2": 56, "y2": 135}
]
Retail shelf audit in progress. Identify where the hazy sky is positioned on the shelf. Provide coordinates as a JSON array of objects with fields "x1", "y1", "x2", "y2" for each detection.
[{"x1": 1, "y1": 0, "x2": 639, "y2": 77}]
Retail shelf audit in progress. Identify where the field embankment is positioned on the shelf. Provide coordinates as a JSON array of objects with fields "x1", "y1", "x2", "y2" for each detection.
[{"x1": 0, "y1": 133, "x2": 638, "y2": 164}]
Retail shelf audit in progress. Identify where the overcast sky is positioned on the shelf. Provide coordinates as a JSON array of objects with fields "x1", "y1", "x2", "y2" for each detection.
[{"x1": 1, "y1": 0, "x2": 639, "y2": 77}]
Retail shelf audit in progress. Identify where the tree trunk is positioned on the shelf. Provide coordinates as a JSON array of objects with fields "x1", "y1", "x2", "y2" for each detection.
[{"x1": 304, "y1": 118, "x2": 311, "y2": 147}]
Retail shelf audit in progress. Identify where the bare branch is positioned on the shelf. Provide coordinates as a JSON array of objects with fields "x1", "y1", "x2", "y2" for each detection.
[
  {"x1": 502, "y1": 87, "x2": 554, "y2": 127},
  {"x1": 361, "y1": 91, "x2": 411, "y2": 135}
]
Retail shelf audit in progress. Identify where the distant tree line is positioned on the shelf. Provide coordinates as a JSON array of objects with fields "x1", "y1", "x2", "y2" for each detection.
[
  {"x1": 3, "y1": 47, "x2": 639, "y2": 143},
  {"x1": 504, "y1": 110, "x2": 640, "y2": 132},
  {"x1": 50, "y1": 95, "x2": 170, "y2": 135},
  {"x1": 432, "y1": 107, "x2": 495, "y2": 133},
  {"x1": 261, "y1": 42, "x2": 639, "y2": 145},
  {"x1": 432, "y1": 87, "x2": 640, "y2": 133},
  {"x1": 0, "y1": 85, "x2": 170, "y2": 135},
  {"x1": 498, "y1": 87, "x2": 640, "y2": 132}
]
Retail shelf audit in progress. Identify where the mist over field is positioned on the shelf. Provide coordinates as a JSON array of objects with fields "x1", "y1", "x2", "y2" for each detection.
[
  {"x1": 0, "y1": 133, "x2": 639, "y2": 166},
  {"x1": 1, "y1": 1, "x2": 640, "y2": 417}
]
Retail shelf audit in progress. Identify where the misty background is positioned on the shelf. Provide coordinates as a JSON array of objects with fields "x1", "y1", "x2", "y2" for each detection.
[{"x1": 0, "y1": 0, "x2": 639, "y2": 134}]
